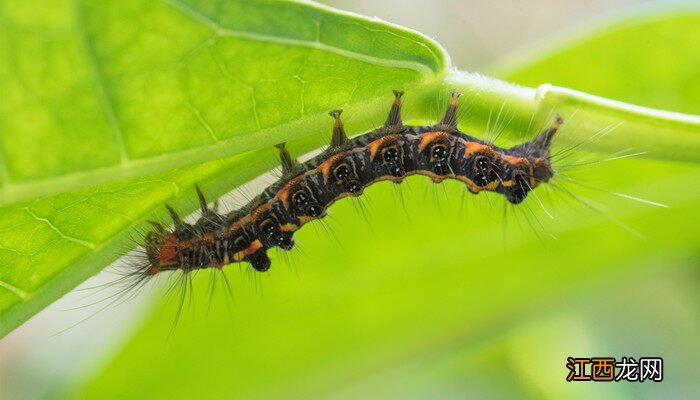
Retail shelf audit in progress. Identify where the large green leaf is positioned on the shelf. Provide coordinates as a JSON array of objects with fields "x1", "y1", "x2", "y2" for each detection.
[
  {"x1": 67, "y1": 9, "x2": 700, "y2": 400},
  {"x1": 0, "y1": 0, "x2": 446, "y2": 205},
  {"x1": 0, "y1": 0, "x2": 448, "y2": 336}
]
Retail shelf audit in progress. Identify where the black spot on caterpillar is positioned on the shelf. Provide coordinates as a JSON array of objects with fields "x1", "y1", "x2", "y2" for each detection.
[{"x1": 138, "y1": 90, "x2": 562, "y2": 276}]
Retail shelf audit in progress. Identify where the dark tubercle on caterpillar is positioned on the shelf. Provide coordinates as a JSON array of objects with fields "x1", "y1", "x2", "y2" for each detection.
[{"x1": 143, "y1": 90, "x2": 563, "y2": 275}]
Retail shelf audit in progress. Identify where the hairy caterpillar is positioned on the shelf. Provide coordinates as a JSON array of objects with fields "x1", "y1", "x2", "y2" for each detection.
[{"x1": 134, "y1": 90, "x2": 562, "y2": 278}]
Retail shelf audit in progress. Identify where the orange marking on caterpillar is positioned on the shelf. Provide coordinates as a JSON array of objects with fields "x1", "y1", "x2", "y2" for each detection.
[
  {"x1": 414, "y1": 169, "x2": 497, "y2": 192},
  {"x1": 463, "y1": 141, "x2": 497, "y2": 158},
  {"x1": 418, "y1": 131, "x2": 452, "y2": 152},
  {"x1": 318, "y1": 152, "x2": 347, "y2": 182},
  {"x1": 228, "y1": 203, "x2": 274, "y2": 234},
  {"x1": 502, "y1": 155, "x2": 529, "y2": 167},
  {"x1": 200, "y1": 233, "x2": 216, "y2": 243},
  {"x1": 227, "y1": 216, "x2": 251, "y2": 234},
  {"x1": 233, "y1": 239, "x2": 263, "y2": 262},
  {"x1": 467, "y1": 179, "x2": 500, "y2": 192},
  {"x1": 156, "y1": 235, "x2": 179, "y2": 263},
  {"x1": 280, "y1": 223, "x2": 298, "y2": 232},
  {"x1": 298, "y1": 215, "x2": 315, "y2": 225},
  {"x1": 221, "y1": 252, "x2": 230, "y2": 266},
  {"x1": 368, "y1": 135, "x2": 398, "y2": 161},
  {"x1": 277, "y1": 175, "x2": 305, "y2": 208},
  {"x1": 250, "y1": 202, "x2": 272, "y2": 219}
]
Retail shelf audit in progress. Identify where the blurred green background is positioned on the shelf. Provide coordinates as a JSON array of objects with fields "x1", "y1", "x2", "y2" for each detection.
[{"x1": 1, "y1": 0, "x2": 699, "y2": 399}]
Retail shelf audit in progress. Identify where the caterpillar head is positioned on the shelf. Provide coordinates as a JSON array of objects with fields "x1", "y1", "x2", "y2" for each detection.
[
  {"x1": 502, "y1": 115, "x2": 562, "y2": 203},
  {"x1": 144, "y1": 231, "x2": 180, "y2": 275}
]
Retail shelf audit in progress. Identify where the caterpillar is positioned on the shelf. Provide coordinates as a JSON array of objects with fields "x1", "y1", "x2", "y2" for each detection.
[{"x1": 140, "y1": 90, "x2": 561, "y2": 276}]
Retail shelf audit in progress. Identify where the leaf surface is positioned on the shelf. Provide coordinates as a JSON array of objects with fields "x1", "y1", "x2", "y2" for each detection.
[
  {"x1": 0, "y1": 0, "x2": 447, "y2": 336},
  {"x1": 0, "y1": 0, "x2": 446, "y2": 205}
]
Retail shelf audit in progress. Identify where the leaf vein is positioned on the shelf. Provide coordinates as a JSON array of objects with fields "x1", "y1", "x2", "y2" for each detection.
[
  {"x1": 22, "y1": 208, "x2": 97, "y2": 249},
  {"x1": 0, "y1": 280, "x2": 27, "y2": 300},
  {"x1": 185, "y1": 101, "x2": 219, "y2": 143}
]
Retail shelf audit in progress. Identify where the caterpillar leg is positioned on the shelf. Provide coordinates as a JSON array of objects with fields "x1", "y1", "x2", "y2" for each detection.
[{"x1": 247, "y1": 249, "x2": 271, "y2": 272}]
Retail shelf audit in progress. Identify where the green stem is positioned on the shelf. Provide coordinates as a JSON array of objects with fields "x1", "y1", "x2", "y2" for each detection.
[{"x1": 415, "y1": 70, "x2": 700, "y2": 162}]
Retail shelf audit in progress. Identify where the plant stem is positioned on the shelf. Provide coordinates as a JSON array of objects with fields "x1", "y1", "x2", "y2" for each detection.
[{"x1": 415, "y1": 70, "x2": 700, "y2": 162}]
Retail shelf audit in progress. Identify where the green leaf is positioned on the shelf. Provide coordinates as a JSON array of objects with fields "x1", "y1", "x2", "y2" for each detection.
[
  {"x1": 0, "y1": 0, "x2": 447, "y2": 205},
  {"x1": 66, "y1": 9, "x2": 700, "y2": 400},
  {"x1": 0, "y1": 0, "x2": 448, "y2": 336},
  {"x1": 2, "y1": 6, "x2": 700, "y2": 399}
]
